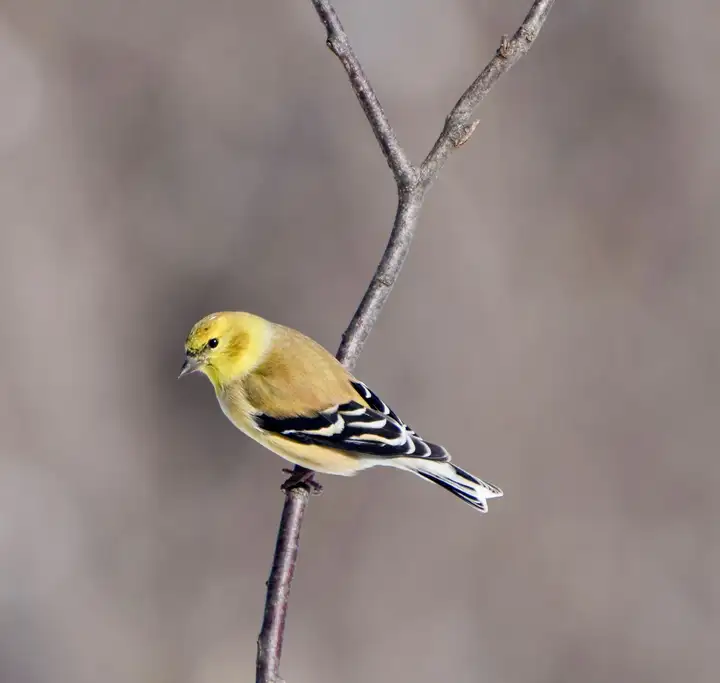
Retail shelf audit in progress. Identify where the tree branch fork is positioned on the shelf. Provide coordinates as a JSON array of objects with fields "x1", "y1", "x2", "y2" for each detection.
[{"x1": 256, "y1": 2, "x2": 556, "y2": 682}]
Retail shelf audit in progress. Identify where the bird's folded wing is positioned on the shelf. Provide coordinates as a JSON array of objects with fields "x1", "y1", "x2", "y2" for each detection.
[{"x1": 254, "y1": 391, "x2": 447, "y2": 461}]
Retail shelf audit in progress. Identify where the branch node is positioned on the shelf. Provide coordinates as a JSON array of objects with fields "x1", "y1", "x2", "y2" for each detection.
[
  {"x1": 519, "y1": 24, "x2": 537, "y2": 44},
  {"x1": 454, "y1": 119, "x2": 481, "y2": 148},
  {"x1": 377, "y1": 274, "x2": 395, "y2": 287},
  {"x1": 326, "y1": 35, "x2": 345, "y2": 57},
  {"x1": 498, "y1": 34, "x2": 511, "y2": 59}
]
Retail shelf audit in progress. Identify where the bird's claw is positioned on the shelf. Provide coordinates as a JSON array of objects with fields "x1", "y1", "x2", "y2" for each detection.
[{"x1": 281, "y1": 468, "x2": 323, "y2": 495}]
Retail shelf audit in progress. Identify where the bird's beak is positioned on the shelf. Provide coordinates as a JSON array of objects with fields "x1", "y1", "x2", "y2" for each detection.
[{"x1": 178, "y1": 356, "x2": 200, "y2": 379}]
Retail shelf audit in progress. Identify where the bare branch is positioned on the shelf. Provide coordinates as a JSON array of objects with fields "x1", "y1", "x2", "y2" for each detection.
[
  {"x1": 256, "y1": 2, "x2": 555, "y2": 681},
  {"x1": 337, "y1": 192, "x2": 424, "y2": 367},
  {"x1": 310, "y1": 0, "x2": 416, "y2": 189},
  {"x1": 256, "y1": 487, "x2": 307, "y2": 683},
  {"x1": 420, "y1": 0, "x2": 556, "y2": 185}
]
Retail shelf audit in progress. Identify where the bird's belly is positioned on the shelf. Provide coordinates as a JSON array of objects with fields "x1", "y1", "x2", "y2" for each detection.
[{"x1": 261, "y1": 435, "x2": 369, "y2": 475}]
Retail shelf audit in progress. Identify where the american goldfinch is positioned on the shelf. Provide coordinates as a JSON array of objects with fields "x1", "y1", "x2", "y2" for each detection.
[{"x1": 179, "y1": 312, "x2": 503, "y2": 512}]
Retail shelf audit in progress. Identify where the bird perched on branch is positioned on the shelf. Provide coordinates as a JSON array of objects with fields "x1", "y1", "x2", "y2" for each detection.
[{"x1": 179, "y1": 311, "x2": 503, "y2": 512}]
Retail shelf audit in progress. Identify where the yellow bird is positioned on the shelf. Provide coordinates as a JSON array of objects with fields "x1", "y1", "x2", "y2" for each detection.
[{"x1": 179, "y1": 312, "x2": 503, "y2": 512}]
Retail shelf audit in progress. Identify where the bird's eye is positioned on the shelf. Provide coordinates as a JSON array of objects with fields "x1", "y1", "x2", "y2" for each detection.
[{"x1": 207, "y1": 338, "x2": 219, "y2": 349}]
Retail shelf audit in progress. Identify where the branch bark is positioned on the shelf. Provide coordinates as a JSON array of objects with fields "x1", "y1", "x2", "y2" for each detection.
[{"x1": 256, "y1": 2, "x2": 555, "y2": 681}]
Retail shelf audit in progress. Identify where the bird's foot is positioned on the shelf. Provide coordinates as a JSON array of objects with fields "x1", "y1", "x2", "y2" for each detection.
[{"x1": 281, "y1": 468, "x2": 323, "y2": 495}]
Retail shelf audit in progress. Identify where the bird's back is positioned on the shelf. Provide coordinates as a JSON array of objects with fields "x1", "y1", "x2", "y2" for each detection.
[{"x1": 241, "y1": 324, "x2": 357, "y2": 417}]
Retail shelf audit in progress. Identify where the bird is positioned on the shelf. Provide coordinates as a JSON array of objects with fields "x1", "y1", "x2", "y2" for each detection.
[{"x1": 179, "y1": 311, "x2": 503, "y2": 512}]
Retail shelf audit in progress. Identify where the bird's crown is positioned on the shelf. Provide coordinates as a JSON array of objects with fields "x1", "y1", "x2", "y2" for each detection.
[{"x1": 184, "y1": 312, "x2": 231, "y2": 356}]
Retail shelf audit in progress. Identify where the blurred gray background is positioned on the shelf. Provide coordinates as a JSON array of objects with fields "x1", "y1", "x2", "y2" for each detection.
[{"x1": 1, "y1": 1, "x2": 718, "y2": 682}]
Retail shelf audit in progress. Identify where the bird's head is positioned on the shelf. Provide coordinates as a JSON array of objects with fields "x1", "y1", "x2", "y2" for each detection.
[{"x1": 179, "y1": 311, "x2": 270, "y2": 388}]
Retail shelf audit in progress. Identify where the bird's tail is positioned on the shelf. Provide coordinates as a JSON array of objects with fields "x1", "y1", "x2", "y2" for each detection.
[{"x1": 394, "y1": 457, "x2": 503, "y2": 513}]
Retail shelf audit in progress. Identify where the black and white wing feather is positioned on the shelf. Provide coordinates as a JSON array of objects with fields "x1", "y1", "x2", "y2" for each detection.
[
  {"x1": 254, "y1": 381, "x2": 448, "y2": 461},
  {"x1": 350, "y1": 380, "x2": 419, "y2": 435}
]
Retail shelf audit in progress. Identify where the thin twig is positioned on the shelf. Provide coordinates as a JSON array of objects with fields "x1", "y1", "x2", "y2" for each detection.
[
  {"x1": 310, "y1": 0, "x2": 416, "y2": 189},
  {"x1": 420, "y1": 0, "x2": 556, "y2": 185},
  {"x1": 256, "y1": 2, "x2": 555, "y2": 681}
]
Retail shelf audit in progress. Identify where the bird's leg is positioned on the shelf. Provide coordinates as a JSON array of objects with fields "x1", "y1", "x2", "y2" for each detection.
[{"x1": 281, "y1": 468, "x2": 323, "y2": 495}]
